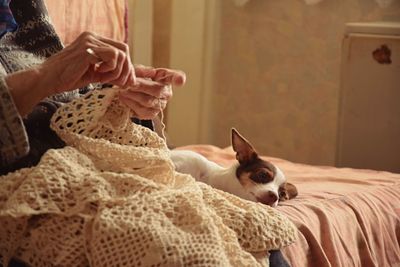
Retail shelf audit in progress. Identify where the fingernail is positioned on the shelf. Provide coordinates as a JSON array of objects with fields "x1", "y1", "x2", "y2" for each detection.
[{"x1": 173, "y1": 75, "x2": 185, "y2": 86}]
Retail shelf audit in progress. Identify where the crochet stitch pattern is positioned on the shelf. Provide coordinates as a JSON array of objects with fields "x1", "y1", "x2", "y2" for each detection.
[{"x1": 0, "y1": 88, "x2": 297, "y2": 267}]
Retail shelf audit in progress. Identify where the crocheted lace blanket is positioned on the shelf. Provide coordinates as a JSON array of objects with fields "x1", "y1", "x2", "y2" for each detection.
[{"x1": 0, "y1": 88, "x2": 297, "y2": 267}]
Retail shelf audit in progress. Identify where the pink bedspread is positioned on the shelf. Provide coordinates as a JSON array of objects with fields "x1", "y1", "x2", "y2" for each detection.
[{"x1": 176, "y1": 145, "x2": 400, "y2": 267}]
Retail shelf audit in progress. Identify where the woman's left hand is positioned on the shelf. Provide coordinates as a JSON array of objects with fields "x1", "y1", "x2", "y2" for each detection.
[{"x1": 119, "y1": 65, "x2": 186, "y2": 120}]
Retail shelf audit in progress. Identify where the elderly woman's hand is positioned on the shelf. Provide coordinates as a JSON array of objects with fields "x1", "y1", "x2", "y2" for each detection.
[
  {"x1": 6, "y1": 31, "x2": 186, "y2": 117},
  {"x1": 41, "y1": 31, "x2": 136, "y2": 93},
  {"x1": 36, "y1": 32, "x2": 186, "y2": 120},
  {"x1": 6, "y1": 31, "x2": 136, "y2": 115},
  {"x1": 119, "y1": 65, "x2": 186, "y2": 120}
]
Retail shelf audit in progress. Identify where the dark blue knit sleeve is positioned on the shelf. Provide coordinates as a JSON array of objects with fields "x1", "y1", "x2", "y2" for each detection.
[{"x1": 0, "y1": 0, "x2": 18, "y2": 38}]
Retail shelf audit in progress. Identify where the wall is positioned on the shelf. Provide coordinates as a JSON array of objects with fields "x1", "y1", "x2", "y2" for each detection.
[
  {"x1": 165, "y1": 1, "x2": 215, "y2": 146},
  {"x1": 128, "y1": 0, "x2": 153, "y2": 66},
  {"x1": 147, "y1": 0, "x2": 400, "y2": 166},
  {"x1": 208, "y1": 0, "x2": 400, "y2": 165}
]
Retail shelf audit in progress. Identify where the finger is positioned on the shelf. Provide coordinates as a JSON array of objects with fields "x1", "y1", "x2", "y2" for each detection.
[
  {"x1": 154, "y1": 68, "x2": 186, "y2": 86},
  {"x1": 134, "y1": 64, "x2": 157, "y2": 79},
  {"x1": 129, "y1": 78, "x2": 173, "y2": 99},
  {"x1": 171, "y1": 71, "x2": 186, "y2": 86},
  {"x1": 123, "y1": 68, "x2": 136, "y2": 88},
  {"x1": 108, "y1": 56, "x2": 134, "y2": 88},
  {"x1": 119, "y1": 91, "x2": 165, "y2": 109},
  {"x1": 86, "y1": 47, "x2": 102, "y2": 61},
  {"x1": 94, "y1": 37, "x2": 136, "y2": 86},
  {"x1": 119, "y1": 95, "x2": 160, "y2": 120},
  {"x1": 123, "y1": 61, "x2": 136, "y2": 86},
  {"x1": 89, "y1": 46, "x2": 119, "y2": 73},
  {"x1": 134, "y1": 65, "x2": 186, "y2": 87},
  {"x1": 87, "y1": 34, "x2": 125, "y2": 52},
  {"x1": 97, "y1": 35, "x2": 129, "y2": 52},
  {"x1": 97, "y1": 50, "x2": 126, "y2": 83}
]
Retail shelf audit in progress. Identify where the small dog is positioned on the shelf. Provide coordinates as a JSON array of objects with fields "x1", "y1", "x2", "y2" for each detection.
[{"x1": 170, "y1": 128, "x2": 298, "y2": 207}]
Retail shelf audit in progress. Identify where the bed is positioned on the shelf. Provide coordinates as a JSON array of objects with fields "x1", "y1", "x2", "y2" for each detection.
[
  {"x1": 41, "y1": 1, "x2": 400, "y2": 267},
  {"x1": 175, "y1": 145, "x2": 400, "y2": 267}
]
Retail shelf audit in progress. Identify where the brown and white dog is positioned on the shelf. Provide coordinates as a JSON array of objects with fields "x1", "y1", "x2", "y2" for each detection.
[{"x1": 170, "y1": 128, "x2": 298, "y2": 206}]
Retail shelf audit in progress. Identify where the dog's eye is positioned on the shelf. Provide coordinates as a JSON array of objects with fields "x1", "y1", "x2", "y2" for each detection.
[
  {"x1": 258, "y1": 172, "x2": 268, "y2": 179},
  {"x1": 256, "y1": 172, "x2": 270, "y2": 182},
  {"x1": 249, "y1": 170, "x2": 273, "y2": 184},
  {"x1": 279, "y1": 190, "x2": 287, "y2": 199}
]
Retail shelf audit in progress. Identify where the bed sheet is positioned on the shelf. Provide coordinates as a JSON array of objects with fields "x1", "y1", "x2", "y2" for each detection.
[{"x1": 175, "y1": 145, "x2": 400, "y2": 267}]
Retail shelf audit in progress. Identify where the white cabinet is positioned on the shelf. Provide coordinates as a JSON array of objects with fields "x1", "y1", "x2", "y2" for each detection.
[{"x1": 337, "y1": 22, "x2": 400, "y2": 173}]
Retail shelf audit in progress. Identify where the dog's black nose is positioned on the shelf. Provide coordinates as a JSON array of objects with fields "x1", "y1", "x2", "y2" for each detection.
[{"x1": 256, "y1": 191, "x2": 278, "y2": 206}]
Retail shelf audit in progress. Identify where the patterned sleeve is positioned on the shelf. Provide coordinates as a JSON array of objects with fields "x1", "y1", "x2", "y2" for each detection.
[
  {"x1": 0, "y1": 74, "x2": 29, "y2": 167},
  {"x1": 0, "y1": 0, "x2": 18, "y2": 38}
]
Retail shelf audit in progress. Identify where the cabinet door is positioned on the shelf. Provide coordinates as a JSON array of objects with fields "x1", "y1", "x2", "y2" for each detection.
[{"x1": 337, "y1": 34, "x2": 400, "y2": 173}]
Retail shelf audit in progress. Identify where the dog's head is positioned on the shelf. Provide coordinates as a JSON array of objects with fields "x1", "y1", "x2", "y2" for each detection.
[{"x1": 231, "y1": 128, "x2": 298, "y2": 207}]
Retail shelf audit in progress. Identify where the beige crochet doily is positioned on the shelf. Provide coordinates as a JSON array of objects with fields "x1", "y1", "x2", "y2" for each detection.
[{"x1": 0, "y1": 88, "x2": 297, "y2": 267}]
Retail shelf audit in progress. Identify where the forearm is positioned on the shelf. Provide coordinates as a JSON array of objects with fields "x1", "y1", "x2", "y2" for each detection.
[{"x1": 5, "y1": 66, "x2": 54, "y2": 116}]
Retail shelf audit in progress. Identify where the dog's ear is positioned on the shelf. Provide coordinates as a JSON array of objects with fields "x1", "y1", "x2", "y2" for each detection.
[
  {"x1": 278, "y1": 182, "x2": 298, "y2": 201},
  {"x1": 231, "y1": 128, "x2": 257, "y2": 164}
]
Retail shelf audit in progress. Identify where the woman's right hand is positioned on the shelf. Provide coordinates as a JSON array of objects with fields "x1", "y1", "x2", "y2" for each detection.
[
  {"x1": 40, "y1": 31, "x2": 136, "y2": 95},
  {"x1": 6, "y1": 31, "x2": 136, "y2": 116}
]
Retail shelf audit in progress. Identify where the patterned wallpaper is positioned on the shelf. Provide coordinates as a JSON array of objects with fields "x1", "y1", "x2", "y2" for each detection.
[{"x1": 210, "y1": 0, "x2": 400, "y2": 165}]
